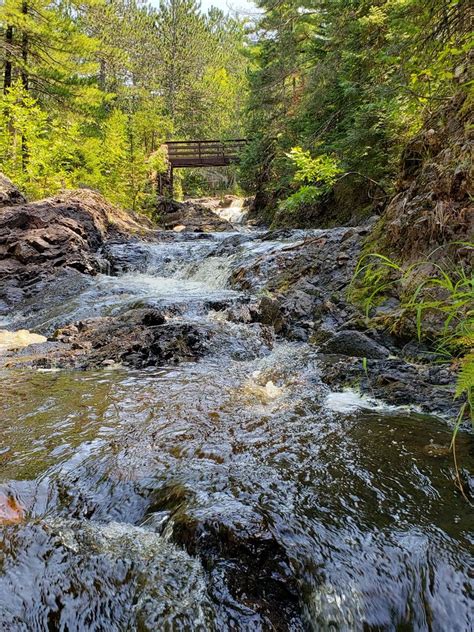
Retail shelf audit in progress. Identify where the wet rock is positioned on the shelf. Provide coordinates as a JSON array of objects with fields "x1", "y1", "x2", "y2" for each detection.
[
  {"x1": 0, "y1": 189, "x2": 157, "y2": 308},
  {"x1": 53, "y1": 308, "x2": 210, "y2": 368},
  {"x1": 169, "y1": 509, "x2": 304, "y2": 630},
  {"x1": 212, "y1": 232, "x2": 255, "y2": 256},
  {"x1": 2, "y1": 307, "x2": 218, "y2": 369},
  {"x1": 320, "y1": 330, "x2": 390, "y2": 359},
  {"x1": 156, "y1": 198, "x2": 233, "y2": 232},
  {"x1": 319, "y1": 354, "x2": 458, "y2": 415},
  {"x1": 0, "y1": 173, "x2": 26, "y2": 207},
  {"x1": 0, "y1": 268, "x2": 94, "y2": 333},
  {"x1": 230, "y1": 227, "x2": 364, "y2": 337},
  {"x1": 253, "y1": 296, "x2": 285, "y2": 333}
]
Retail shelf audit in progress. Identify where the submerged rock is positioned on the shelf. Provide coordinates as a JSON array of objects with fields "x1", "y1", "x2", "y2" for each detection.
[{"x1": 165, "y1": 505, "x2": 304, "y2": 630}]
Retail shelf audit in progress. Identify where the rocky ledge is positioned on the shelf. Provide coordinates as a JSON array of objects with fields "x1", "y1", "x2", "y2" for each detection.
[{"x1": 0, "y1": 183, "x2": 157, "y2": 311}]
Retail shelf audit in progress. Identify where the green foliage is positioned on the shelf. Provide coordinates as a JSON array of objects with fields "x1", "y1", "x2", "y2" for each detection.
[
  {"x1": 279, "y1": 186, "x2": 321, "y2": 214},
  {"x1": 455, "y1": 353, "x2": 474, "y2": 413},
  {"x1": 0, "y1": 0, "x2": 250, "y2": 208},
  {"x1": 287, "y1": 147, "x2": 342, "y2": 188},
  {"x1": 351, "y1": 248, "x2": 474, "y2": 431},
  {"x1": 243, "y1": 0, "x2": 472, "y2": 211},
  {"x1": 278, "y1": 146, "x2": 342, "y2": 214},
  {"x1": 352, "y1": 250, "x2": 473, "y2": 351}
]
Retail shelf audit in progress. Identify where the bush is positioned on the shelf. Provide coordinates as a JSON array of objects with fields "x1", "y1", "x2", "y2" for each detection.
[
  {"x1": 287, "y1": 146, "x2": 342, "y2": 189},
  {"x1": 278, "y1": 146, "x2": 342, "y2": 214},
  {"x1": 278, "y1": 185, "x2": 322, "y2": 214}
]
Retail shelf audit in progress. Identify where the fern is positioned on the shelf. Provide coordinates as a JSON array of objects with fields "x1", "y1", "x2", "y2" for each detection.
[{"x1": 455, "y1": 352, "x2": 474, "y2": 422}]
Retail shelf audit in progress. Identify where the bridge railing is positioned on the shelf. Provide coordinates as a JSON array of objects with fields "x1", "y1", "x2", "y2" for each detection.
[{"x1": 165, "y1": 139, "x2": 249, "y2": 166}]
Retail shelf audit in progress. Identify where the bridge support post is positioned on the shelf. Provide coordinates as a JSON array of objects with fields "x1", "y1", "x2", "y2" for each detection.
[{"x1": 157, "y1": 165, "x2": 174, "y2": 199}]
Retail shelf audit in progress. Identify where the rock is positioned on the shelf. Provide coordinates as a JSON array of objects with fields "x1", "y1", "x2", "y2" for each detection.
[
  {"x1": 320, "y1": 330, "x2": 390, "y2": 359},
  {"x1": 319, "y1": 355, "x2": 458, "y2": 415},
  {"x1": 51, "y1": 308, "x2": 209, "y2": 368},
  {"x1": 371, "y1": 91, "x2": 473, "y2": 259},
  {"x1": 0, "y1": 307, "x2": 214, "y2": 369},
  {"x1": 0, "y1": 189, "x2": 157, "y2": 308},
  {"x1": 156, "y1": 198, "x2": 233, "y2": 232},
  {"x1": 0, "y1": 492, "x2": 25, "y2": 525},
  {"x1": 254, "y1": 296, "x2": 285, "y2": 333},
  {"x1": 0, "y1": 329, "x2": 47, "y2": 351},
  {"x1": 230, "y1": 227, "x2": 364, "y2": 337},
  {"x1": 0, "y1": 173, "x2": 26, "y2": 207},
  {"x1": 401, "y1": 340, "x2": 441, "y2": 363},
  {"x1": 165, "y1": 505, "x2": 304, "y2": 630}
]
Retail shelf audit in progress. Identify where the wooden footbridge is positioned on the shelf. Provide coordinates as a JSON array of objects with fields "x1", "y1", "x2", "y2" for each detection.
[{"x1": 157, "y1": 139, "x2": 249, "y2": 195}]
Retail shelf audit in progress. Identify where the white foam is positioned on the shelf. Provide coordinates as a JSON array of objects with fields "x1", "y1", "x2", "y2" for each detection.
[{"x1": 325, "y1": 389, "x2": 415, "y2": 414}]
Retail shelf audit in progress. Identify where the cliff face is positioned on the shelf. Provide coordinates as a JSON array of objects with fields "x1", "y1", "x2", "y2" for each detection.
[{"x1": 372, "y1": 91, "x2": 473, "y2": 259}]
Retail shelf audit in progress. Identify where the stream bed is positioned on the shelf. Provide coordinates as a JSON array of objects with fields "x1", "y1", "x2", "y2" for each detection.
[{"x1": 0, "y1": 227, "x2": 472, "y2": 631}]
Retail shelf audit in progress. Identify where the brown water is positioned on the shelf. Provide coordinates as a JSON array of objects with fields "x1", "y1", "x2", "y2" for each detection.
[{"x1": 0, "y1": 231, "x2": 472, "y2": 631}]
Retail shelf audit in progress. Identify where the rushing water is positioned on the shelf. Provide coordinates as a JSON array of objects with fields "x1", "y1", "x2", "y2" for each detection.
[{"x1": 0, "y1": 226, "x2": 472, "y2": 631}]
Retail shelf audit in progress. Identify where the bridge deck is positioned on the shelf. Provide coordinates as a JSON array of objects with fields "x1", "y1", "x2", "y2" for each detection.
[{"x1": 165, "y1": 139, "x2": 248, "y2": 168}]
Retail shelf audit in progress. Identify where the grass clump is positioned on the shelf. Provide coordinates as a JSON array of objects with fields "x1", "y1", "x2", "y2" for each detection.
[{"x1": 350, "y1": 245, "x2": 473, "y2": 494}]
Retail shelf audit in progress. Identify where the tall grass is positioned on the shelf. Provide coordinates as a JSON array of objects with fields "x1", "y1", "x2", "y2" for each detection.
[{"x1": 351, "y1": 245, "x2": 473, "y2": 496}]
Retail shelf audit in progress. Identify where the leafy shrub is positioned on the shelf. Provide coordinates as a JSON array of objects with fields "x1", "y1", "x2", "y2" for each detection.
[
  {"x1": 278, "y1": 185, "x2": 322, "y2": 213},
  {"x1": 278, "y1": 146, "x2": 342, "y2": 213},
  {"x1": 287, "y1": 146, "x2": 342, "y2": 188}
]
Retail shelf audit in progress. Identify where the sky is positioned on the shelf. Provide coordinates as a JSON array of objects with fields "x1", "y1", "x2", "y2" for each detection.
[
  {"x1": 200, "y1": 0, "x2": 259, "y2": 14},
  {"x1": 149, "y1": 0, "x2": 260, "y2": 17}
]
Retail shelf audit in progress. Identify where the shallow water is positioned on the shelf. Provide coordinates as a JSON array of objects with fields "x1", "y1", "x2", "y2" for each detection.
[{"x1": 0, "y1": 228, "x2": 472, "y2": 631}]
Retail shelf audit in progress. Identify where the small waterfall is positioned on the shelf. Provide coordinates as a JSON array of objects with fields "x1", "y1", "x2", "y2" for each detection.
[{"x1": 212, "y1": 198, "x2": 247, "y2": 224}]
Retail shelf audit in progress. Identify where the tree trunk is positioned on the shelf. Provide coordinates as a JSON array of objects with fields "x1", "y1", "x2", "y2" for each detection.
[
  {"x1": 99, "y1": 58, "x2": 106, "y2": 91},
  {"x1": 4, "y1": 25, "x2": 13, "y2": 93},
  {"x1": 21, "y1": 1, "x2": 29, "y2": 170},
  {"x1": 21, "y1": 1, "x2": 29, "y2": 91}
]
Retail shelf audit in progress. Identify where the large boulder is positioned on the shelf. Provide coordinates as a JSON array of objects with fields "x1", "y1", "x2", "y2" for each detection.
[
  {"x1": 320, "y1": 330, "x2": 390, "y2": 359},
  {"x1": 0, "y1": 189, "x2": 157, "y2": 307},
  {"x1": 0, "y1": 173, "x2": 26, "y2": 207}
]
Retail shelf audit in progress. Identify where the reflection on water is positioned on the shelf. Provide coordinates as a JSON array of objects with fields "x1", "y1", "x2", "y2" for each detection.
[{"x1": 0, "y1": 229, "x2": 472, "y2": 630}]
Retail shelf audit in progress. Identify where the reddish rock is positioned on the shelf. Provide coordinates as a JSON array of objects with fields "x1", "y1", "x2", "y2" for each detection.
[{"x1": 0, "y1": 492, "x2": 25, "y2": 525}]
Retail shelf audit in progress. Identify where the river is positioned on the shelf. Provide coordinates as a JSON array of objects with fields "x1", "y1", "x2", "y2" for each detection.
[{"x1": 0, "y1": 219, "x2": 472, "y2": 630}]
